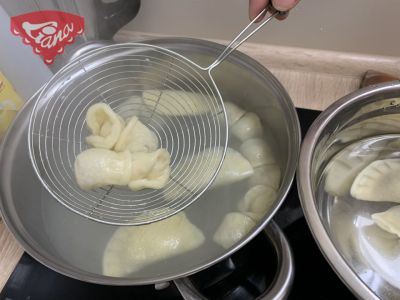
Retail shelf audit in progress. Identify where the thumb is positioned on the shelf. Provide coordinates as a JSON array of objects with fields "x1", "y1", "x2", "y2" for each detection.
[{"x1": 271, "y1": 0, "x2": 299, "y2": 11}]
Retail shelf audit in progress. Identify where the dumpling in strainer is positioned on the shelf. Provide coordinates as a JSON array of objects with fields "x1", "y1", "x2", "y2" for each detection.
[
  {"x1": 85, "y1": 103, "x2": 124, "y2": 149},
  {"x1": 74, "y1": 148, "x2": 132, "y2": 190},
  {"x1": 114, "y1": 116, "x2": 158, "y2": 153}
]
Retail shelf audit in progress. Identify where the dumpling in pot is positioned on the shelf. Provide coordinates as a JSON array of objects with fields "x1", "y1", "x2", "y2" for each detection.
[
  {"x1": 372, "y1": 206, "x2": 400, "y2": 238},
  {"x1": 163, "y1": 147, "x2": 253, "y2": 202},
  {"x1": 114, "y1": 116, "x2": 158, "y2": 153},
  {"x1": 102, "y1": 212, "x2": 205, "y2": 277},
  {"x1": 224, "y1": 101, "x2": 245, "y2": 127},
  {"x1": 350, "y1": 159, "x2": 400, "y2": 203},
  {"x1": 129, "y1": 149, "x2": 171, "y2": 191},
  {"x1": 238, "y1": 185, "x2": 277, "y2": 221},
  {"x1": 74, "y1": 148, "x2": 132, "y2": 190},
  {"x1": 171, "y1": 147, "x2": 253, "y2": 191},
  {"x1": 324, "y1": 143, "x2": 378, "y2": 197},
  {"x1": 248, "y1": 164, "x2": 281, "y2": 190},
  {"x1": 231, "y1": 112, "x2": 263, "y2": 142},
  {"x1": 115, "y1": 95, "x2": 144, "y2": 119},
  {"x1": 212, "y1": 147, "x2": 254, "y2": 188},
  {"x1": 240, "y1": 138, "x2": 276, "y2": 168},
  {"x1": 85, "y1": 103, "x2": 124, "y2": 149},
  {"x1": 213, "y1": 212, "x2": 256, "y2": 249},
  {"x1": 142, "y1": 90, "x2": 210, "y2": 116}
]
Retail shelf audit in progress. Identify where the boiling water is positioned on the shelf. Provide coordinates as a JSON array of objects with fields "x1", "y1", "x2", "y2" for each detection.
[
  {"x1": 40, "y1": 107, "x2": 282, "y2": 278},
  {"x1": 317, "y1": 134, "x2": 400, "y2": 288}
]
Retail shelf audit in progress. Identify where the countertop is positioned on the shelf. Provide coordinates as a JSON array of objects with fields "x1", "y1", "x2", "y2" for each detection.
[{"x1": 1, "y1": 30, "x2": 400, "y2": 290}]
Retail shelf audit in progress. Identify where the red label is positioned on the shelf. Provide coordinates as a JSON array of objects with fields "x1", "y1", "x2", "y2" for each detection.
[{"x1": 11, "y1": 10, "x2": 84, "y2": 65}]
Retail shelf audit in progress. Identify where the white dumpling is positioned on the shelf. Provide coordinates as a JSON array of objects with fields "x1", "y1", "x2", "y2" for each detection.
[
  {"x1": 231, "y1": 112, "x2": 263, "y2": 142},
  {"x1": 324, "y1": 144, "x2": 378, "y2": 197},
  {"x1": 212, "y1": 148, "x2": 254, "y2": 188},
  {"x1": 114, "y1": 95, "x2": 144, "y2": 119},
  {"x1": 339, "y1": 115, "x2": 400, "y2": 143},
  {"x1": 238, "y1": 185, "x2": 277, "y2": 221},
  {"x1": 224, "y1": 101, "x2": 245, "y2": 127},
  {"x1": 102, "y1": 212, "x2": 205, "y2": 277},
  {"x1": 372, "y1": 206, "x2": 400, "y2": 238},
  {"x1": 85, "y1": 103, "x2": 125, "y2": 149},
  {"x1": 362, "y1": 225, "x2": 400, "y2": 259},
  {"x1": 128, "y1": 149, "x2": 171, "y2": 191},
  {"x1": 142, "y1": 90, "x2": 210, "y2": 116},
  {"x1": 336, "y1": 127, "x2": 375, "y2": 144},
  {"x1": 240, "y1": 138, "x2": 276, "y2": 168},
  {"x1": 74, "y1": 148, "x2": 132, "y2": 190},
  {"x1": 171, "y1": 147, "x2": 253, "y2": 191},
  {"x1": 163, "y1": 147, "x2": 253, "y2": 202},
  {"x1": 248, "y1": 164, "x2": 281, "y2": 190},
  {"x1": 213, "y1": 212, "x2": 256, "y2": 249},
  {"x1": 114, "y1": 116, "x2": 158, "y2": 153},
  {"x1": 350, "y1": 159, "x2": 400, "y2": 203},
  {"x1": 161, "y1": 148, "x2": 222, "y2": 202}
]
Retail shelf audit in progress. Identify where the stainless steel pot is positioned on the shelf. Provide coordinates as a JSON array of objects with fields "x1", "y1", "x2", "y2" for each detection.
[
  {"x1": 0, "y1": 38, "x2": 300, "y2": 285},
  {"x1": 298, "y1": 81, "x2": 400, "y2": 300}
]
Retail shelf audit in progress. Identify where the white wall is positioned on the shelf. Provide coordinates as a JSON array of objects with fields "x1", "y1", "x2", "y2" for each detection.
[
  {"x1": 123, "y1": 0, "x2": 400, "y2": 57},
  {"x1": 2, "y1": 0, "x2": 398, "y2": 100},
  {"x1": 0, "y1": 6, "x2": 52, "y2": 100}
]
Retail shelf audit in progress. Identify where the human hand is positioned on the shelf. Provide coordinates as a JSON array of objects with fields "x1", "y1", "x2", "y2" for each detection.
[{"x1": 249, "y1": 0, "x2": 299, "y2": 21}]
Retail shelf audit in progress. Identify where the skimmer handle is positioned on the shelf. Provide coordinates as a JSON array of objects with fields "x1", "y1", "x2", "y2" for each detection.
[{"x1": 206, "y1": 6, "x2": 287, "y2": 71}]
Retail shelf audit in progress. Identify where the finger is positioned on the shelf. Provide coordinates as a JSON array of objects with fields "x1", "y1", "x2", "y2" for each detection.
[
  {"x1": 249, "y1": 0, "x2": 269, "y2": 21},
  {"x1": 271, "y1": 0, "x2": 299, "y2": 11},
  {"x1": 267, "y1": 4, "x2": 289, "y2": 20}
]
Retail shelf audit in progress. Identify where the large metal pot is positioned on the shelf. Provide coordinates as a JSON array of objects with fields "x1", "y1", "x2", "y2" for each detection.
[
  {"x1": 298, "y1": 81, "x2": 400, "y2": 299},
  {"x1": 0, "y1": 38, "x2": 300, "y2": 285}
]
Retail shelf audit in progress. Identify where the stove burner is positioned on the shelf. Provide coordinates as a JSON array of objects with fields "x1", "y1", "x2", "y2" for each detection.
[{"x1": 180, "y1": 230, "x2": 279, "y2": 299}]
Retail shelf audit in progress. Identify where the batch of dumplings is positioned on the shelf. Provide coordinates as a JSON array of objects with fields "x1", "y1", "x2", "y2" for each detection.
[
  {"x1": 74, "y1": 90, "x2": 281, "y2": 277},
  {"x1": 324, "y1": 110, "x2": 400, "y2": 243},
  {"x1": 75, "y1": 102, "x2": 171, "y2": 192}
]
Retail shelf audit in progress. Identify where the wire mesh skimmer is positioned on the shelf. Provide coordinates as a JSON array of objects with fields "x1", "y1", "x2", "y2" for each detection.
[{"x1": 28, "y1": 8, "x2": 283, "y2": 225}]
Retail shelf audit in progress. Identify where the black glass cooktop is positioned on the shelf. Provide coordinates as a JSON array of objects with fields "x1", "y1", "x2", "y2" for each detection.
[{"x1": 0, "y1": 108, "x2": 356, "y2": 300}]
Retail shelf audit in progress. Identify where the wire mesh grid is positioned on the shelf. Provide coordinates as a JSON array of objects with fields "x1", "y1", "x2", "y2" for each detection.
[{"x1": 28, "y1": 43, "x2": 228, "y2": 225}]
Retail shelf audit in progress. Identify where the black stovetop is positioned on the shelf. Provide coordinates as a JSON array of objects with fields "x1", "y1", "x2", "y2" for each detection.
[{"x1": 0, "y1": 108, "x2": 357, "y2": 300}]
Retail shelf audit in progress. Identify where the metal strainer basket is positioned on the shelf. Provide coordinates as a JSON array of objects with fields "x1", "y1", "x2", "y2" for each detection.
[{"x1": 28, "y1": 8, "x2": 281, "y2": 225}]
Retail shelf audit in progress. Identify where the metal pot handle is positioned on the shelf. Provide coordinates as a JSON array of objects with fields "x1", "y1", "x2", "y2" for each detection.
[{"x1": 172, "y1": 221, "x2": 294, "y2": 300}]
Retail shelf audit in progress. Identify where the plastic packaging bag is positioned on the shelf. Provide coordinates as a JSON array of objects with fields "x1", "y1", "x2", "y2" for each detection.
[{"x1": 0, "y1": 72, "x2": 23, "y2": 140}]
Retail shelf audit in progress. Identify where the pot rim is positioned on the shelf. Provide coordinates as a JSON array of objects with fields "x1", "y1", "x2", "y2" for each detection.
[{"x1": 297, "y1": 80, "x2": 400, "y2": 300}]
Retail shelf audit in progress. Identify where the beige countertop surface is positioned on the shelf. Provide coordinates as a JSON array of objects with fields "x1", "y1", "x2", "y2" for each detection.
[{"x1": 1, "y1": 30, "x2": 400, "y2": 290}]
